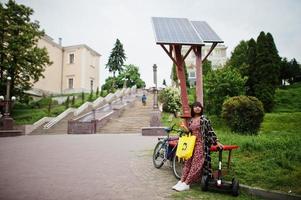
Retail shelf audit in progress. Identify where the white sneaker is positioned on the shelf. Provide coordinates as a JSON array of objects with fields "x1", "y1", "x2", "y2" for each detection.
[
  {"x1": 175, "y1": 182, "x2": 190, "y2": 192},
  {"x1": 172, "y1": 181, "x2": 183, "y2": 190}
]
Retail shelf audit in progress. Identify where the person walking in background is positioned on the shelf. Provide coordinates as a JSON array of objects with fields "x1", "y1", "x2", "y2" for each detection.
[
  {"x1": 172, "y1": 101, "x2": 223, "y2": 192},
  {"x1": 141, "y1": 94, "x2": 147, "y2": 106}
]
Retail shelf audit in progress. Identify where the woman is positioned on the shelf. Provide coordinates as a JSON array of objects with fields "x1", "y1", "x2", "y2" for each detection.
[{"x1": 172, "y1": 101, "x2": 223, "y2": 192}]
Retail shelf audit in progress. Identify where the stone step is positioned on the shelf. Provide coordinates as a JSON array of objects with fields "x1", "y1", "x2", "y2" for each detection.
[{"x1": 97, "y1": 93, "x2": 153, "y2": 134}]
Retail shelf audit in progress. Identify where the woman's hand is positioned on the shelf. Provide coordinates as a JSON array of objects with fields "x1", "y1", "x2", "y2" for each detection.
[
  {"x1": 217, "y1": 142, "x2": 224, "y2": 150},
  {"x1": 179, "y1": 121, "x2": 189, "y2": 132}
]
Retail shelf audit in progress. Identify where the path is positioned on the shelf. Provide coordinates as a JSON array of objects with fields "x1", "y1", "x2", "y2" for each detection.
[
  {"x1": 97, "y1": 93, "x2": 153, "y2": 133},
  {"x1": 0, "y1": 134, "x2": 178, "y2": 200}
]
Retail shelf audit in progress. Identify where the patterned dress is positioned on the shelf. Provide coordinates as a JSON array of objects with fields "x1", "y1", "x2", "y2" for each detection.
[{"x1": 181, "y1": 115, "x2": 218, "y2": 184}]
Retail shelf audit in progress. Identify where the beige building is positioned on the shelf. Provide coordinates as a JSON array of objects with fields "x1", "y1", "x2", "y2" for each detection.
[
  {"x1": 32, "y1": 35, "x2": 101, "y2": 95},
  {"x1": 182, "y1": 44, "x2": 227, "y2": 86}
]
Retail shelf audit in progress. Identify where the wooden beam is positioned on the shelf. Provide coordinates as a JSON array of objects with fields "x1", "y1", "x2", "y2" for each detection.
[
  {"x1": 160, "y1": 44, "x2": 178, "y2": 66},
  {"x1": 202, "y1": 42, "x2": 217, "y2": 63}
]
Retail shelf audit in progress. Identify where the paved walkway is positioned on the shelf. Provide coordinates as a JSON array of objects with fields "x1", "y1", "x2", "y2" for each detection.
[{"x1": 0, "y1": 134, "x2": 178, "y2": 200}]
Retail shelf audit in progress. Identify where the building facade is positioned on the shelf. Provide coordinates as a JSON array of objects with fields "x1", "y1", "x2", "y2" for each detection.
[
  {"x1": 32, "y1": 35, "x2": 101, "y2": 95},
  {"x1": 182, "y1": 44, "x2": 227, "y2": 86}
]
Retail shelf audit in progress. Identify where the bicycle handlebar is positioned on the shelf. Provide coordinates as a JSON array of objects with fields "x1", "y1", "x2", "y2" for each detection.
[{"x1": 165, "y1": 124, "x2": 187, "y2": 137}]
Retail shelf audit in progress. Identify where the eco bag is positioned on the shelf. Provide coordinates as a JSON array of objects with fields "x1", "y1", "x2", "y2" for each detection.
[{"x1": 176, "y1": 134, "x2": 196, "y2": 160}]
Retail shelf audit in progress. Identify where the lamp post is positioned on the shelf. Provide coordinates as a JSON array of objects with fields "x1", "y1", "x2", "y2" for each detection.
[
  {"x1": 0, "y1": 76, "x2": 16, "y2": 130},
  {"x1": 153, "y1": 64, "x2": 158, "y2": 109}
]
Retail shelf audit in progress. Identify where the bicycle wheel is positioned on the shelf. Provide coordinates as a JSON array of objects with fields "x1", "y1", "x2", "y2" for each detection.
[
  {"x1": 172, "y1": 154, "x2": 184, "y2": 179},
  {"x1": 153, "y1": 141, "x2": 165, "y2": 168}
]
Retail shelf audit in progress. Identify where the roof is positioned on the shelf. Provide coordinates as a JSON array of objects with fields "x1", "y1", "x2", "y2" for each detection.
[{"x1": 63, "y1": 44, "x2": 101, "y2": 57}]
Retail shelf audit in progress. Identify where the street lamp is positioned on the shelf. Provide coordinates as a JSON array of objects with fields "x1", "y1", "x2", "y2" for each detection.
[
  {"x1": 0, "y1": 76, "x2": 16, "y2": 130},
  {"x1": 153, "y1": 64, "x2": 158, "y2": 109}
]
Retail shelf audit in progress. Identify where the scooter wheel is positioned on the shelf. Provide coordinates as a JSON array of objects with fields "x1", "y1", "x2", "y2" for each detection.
[
  {"x1": 232, "y1": 178, "x2": 239, "y2": 196},
  {"x1": 201, "y1": 175, "x2": 209, "y2": 191}
]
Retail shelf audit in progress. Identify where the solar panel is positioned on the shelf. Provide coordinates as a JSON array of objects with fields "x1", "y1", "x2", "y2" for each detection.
[
  {"x1": 152, "y1": 17, "x2": 204, "y2": 45},
  {"x1": 191, "y1": 21, "x2": 223, "y2": 43},
  {"x1": 151, "y1": 17, "x2": 223, "y2": 45}
]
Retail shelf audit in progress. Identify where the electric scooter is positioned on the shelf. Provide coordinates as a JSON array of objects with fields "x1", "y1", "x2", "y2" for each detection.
[{"x1": 201, "y1": 145, "x2": 240, "y2": 196}]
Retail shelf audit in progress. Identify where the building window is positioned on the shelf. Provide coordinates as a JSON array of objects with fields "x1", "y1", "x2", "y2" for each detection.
[
  {"x1": 90, "y1": 80, "x2": 94, "y2": 91},
  {"x1": 69, "y1": 53, "x2": 75, "y2": 64},
  {"x1": 189, "y1": 71, "x2": 196, "y2": 78},
  {"x1": 68, "y1": 78, "x2": 74, "y2": 89}
]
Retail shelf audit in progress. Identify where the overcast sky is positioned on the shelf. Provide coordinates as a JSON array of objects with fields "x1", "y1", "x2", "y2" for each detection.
[{"x1": 11, "y1": 0, "x2": 301, "y2": 87}]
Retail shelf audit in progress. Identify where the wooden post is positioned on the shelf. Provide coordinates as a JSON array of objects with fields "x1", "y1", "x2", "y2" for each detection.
[
  {"x1": 194, "y1": 46, "x2": 203, "y2": 105},
  {"x1": 174, "y1": 45, "x2": 190, "y2": 119}
]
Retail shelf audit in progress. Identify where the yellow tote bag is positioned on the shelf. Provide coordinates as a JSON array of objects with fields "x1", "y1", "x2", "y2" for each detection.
[{"x1": 176, "y1": 134, "x2": 196, "y2": 160}]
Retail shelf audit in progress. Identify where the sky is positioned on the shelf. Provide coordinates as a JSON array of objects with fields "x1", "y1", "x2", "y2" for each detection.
[{"x1": 9, "y1": 0, "x2": 301, "y2": 87}]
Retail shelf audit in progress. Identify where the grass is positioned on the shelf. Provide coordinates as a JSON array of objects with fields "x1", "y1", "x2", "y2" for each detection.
[
  {"x1": 161, "y1": 82, "x2": 301, "y2": 198},
  {"x1": 273, "y1": 82, "x2": 301, "y2": 112},
  {"x1": 12, "y1": 92, "x2": 105, "y2": 125},
  {"x1": 170, "y1": 185, "x2": 264, "y2": 200}
]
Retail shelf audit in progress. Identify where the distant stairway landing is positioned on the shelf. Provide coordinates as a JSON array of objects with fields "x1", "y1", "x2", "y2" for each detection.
[{"x1": 97, "y1": 94, "x2": 153, "y2": 134}]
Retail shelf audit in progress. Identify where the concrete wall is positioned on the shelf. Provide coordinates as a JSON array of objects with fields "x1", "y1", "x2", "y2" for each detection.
[
  {"x1": 33, "y1": 36, "x2": 101, "y2": 94},
  {"x1": 35, "y1": 36, "x2": 63, "y2": 93}
]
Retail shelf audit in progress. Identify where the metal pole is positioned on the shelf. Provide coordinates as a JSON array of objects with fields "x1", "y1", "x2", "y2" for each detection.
[
  {"x1": 153, "y1": 64, "x2": 158, "y2": 109},
  {"x1": 4, "y1": 77, "x2": 11, "y2": 116}
]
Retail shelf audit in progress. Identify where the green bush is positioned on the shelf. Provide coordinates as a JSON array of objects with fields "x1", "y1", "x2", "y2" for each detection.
[
  {"x1": 158, "y1": 87, "x2": 181, "y2": 115},
  {"x1": 204, "y1": 67, "x2": 246, "y2": 115},
  {"x1": 222, "y1": 96, "x2": 265, "y2": 134}
]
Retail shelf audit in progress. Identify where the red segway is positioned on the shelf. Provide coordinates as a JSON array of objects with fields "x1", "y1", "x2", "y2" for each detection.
[{"x1": 201, "y1": 145, "x2": 240, "y2": 196}]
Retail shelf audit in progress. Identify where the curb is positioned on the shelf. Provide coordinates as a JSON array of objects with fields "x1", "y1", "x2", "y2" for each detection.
[
  {"x1": 239, "y1": 184, "x2": 301, "y2": 200},
  {"x1": 141, "y1": 127, "x2": 166, "y2": 136}
]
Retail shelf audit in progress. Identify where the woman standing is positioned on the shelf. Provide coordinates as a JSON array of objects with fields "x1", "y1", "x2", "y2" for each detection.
[{"x1": 172, "y1": 101, "x2": 223, "y2": 191}]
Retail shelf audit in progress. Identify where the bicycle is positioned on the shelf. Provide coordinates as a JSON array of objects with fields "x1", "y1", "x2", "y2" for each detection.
[{"x1": 152, "y1": 124, "x2": 185, "y2": 179}]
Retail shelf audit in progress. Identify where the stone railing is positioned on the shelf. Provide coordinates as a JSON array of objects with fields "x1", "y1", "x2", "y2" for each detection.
[
  {"x1": 41, "y1": 86, "x2": 138, "y2": 131},
  {"x1": 33, "y1": 117, "x2": 54, "y2": 130},
  {"x1": 74, "y1": 102, "x2": 92, "y2": 116},
  {"x1": 43, "y1": 108, "x2": 76, "y2": 129},
  {"x1": 92, "y1": 97, "x2": 105, "y2": 108}
]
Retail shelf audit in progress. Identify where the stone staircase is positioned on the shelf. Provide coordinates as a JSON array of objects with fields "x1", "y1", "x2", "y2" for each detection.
[
  {"x1": 30, "y1": 104, "x2": 95, "y2": 135},
  {"x1": 97, "y1": 94, "x2": 153, "y2": 134}
]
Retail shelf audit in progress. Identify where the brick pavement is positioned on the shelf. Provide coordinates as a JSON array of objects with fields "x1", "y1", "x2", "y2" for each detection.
[{"x1": 0, "y1": 134, "x2": 178, "y2": 200}]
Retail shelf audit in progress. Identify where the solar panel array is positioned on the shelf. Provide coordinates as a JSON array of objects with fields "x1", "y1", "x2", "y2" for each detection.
[
  {"x1": 191, "y1": 21, "x2": 223, "y2": 43},
  {"x1": 151, "y1": 17, "x2": 223, "y2": 45}
]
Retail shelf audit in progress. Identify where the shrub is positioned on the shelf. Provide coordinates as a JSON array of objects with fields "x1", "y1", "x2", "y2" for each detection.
[
  {"x1": 222, "y1": 95, "x2": 264, "y2": 134},
  {"x1": 65, "y1": 96, "x2": 70, "y2": 109},
  {"x1": 204, "y1": 67, "x2": 246, "y2": 115},
  {"x1": 81, "y1": 92, "x2": 85, "y2": 103},
  {"x1": 158, "y1": 87, "x2": 181, "y2": 116},
  {"x1": 30, "y1": 97, "x2": 52, "y2": 108},
  {"x1": 71, "y1": 96, "x2": 75, "y2": 106}
]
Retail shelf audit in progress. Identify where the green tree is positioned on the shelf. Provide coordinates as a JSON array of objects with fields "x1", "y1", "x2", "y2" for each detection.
[
  {"x1": 71, "y1": 95, "x2": 75, "y2": 106},
  {"x1": 101, "y1": 76, "x2": 116, "y2": 92},
  {"x1": 88, "y1": 90, "x2": 93, "y2": 101},
  {"x1": 202, "y1": 60, "x2": 212, "y2": 76},
  {"x1": 81, "y1": 92, "x2": 85, "y2": 103},
  {"x1": 254, "y1": 32, "x2": 280, "y2": 112},
  {"x1": 245, "y1": 38, "x2": 257, "y2": 96},
  {"x1": 227, "y1": 40, "x2": 248, "y2": 75},
  {"x1": 204, "y1": 67, "x2": 246, "y2": 115},
  {"x1": 0, "y1": 0, "x2": 51, "y2": 101},
  {"x1": 280, "y1": 58, "x2": 300, "y2": 85},
  {"x1": 65, "y1": 96, "x2": 70, "y2": 109},
  {"x1": 96, "y1": 86, "x2": 99, "y2": 96},
  {"x1": 171, "y1": 62, "x2": 189, "y2": 88},
  {"x1": 158, "y1": 87, "x2": 181, "y2": 116},
  {"x1": 118, "y1": 64, "x2": 145, "y2": 88},
  {"x1": 108, "y1": 64, "x2": 145, "y2": 89},
  {"x1": 171, "y1": 63, "x2": 178, "y2": 87},
  {"x1": 106, "y1": 38, "x2": 126, "y2": 78}
]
